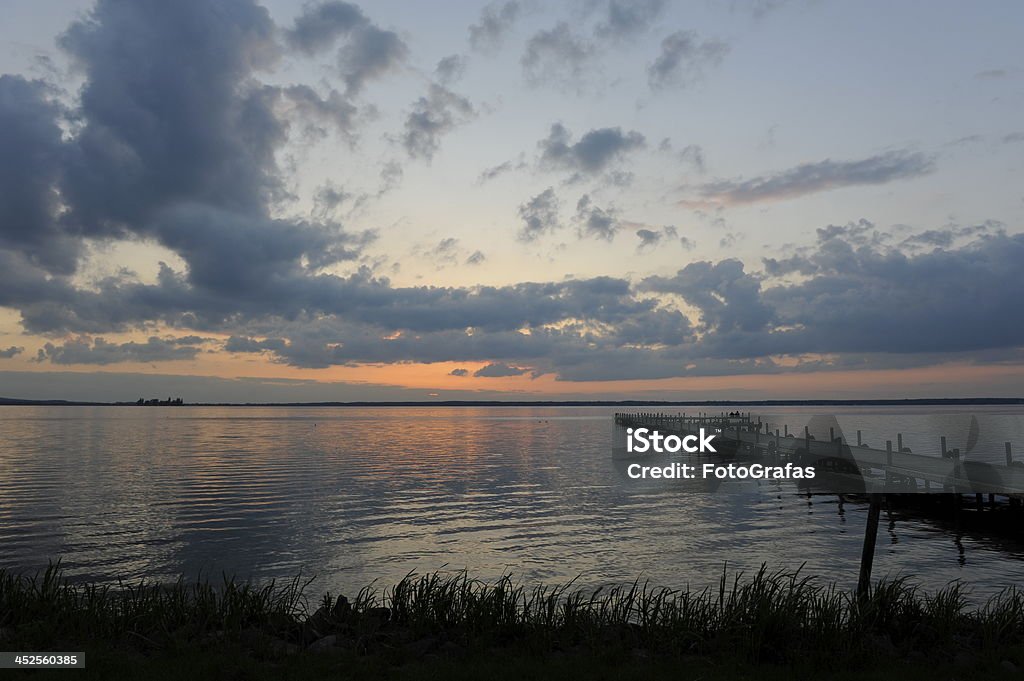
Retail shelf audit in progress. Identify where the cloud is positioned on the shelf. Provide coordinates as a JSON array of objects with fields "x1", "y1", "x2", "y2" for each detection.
[
  {"x1": 57, "y1": 0, "x2": 283, "y2": 241},
  {"x1": 225, "y1": 336, "x2": 288, "y2": 353},
  {"x1": 435, "y1": 54, "x2": 467, "y2": 84},
  {"x1": 643, "y1": 259, "x2": 773, "y2": 334},
  {"x1": 312, "y1": 182, "x2": 354, "y2": 218},
  {"x1": 36, "y1": 336, "x2": 203, "y2": 365},
  {"x1": 280, "y1": 84, "x2": 359, "y2": 138},
  {"x1": 538, "y1": 123, "x2": 645, "y2": 177},
  {"x1": 595, "y1": 0, "x2": 667, "y2": 40},
  {"x1": 427, "y1": 237, "x2": 460, "y2": 266},
  {"x1": 378, "y1": 160, "x2": 404, "y2": 195},
  {"x1": 449, "y1": 368, "x2": 469, "y2": 376},
  {"x1": 338, "y1": 25, "x2": 408, "y2": 94},
  {"x1": 647, "y1": 30, "x2": 729, "y2": 89},
  {"x1": 465, "y1": 250, "x2": 486, "y2": 265},
  {"x1": 658, "y1": 139, "x2": 705, "y2": 172},
  {"x1": 0, "y1": 76, "x2": 76, "y2": 274},
  {"x1": 691, "y1": 151, "x2": 935, "y2": 206},
  {"x1": 0, "y1": 0, "x2": 377, "y2": 326},
  {"x1": 678, "y1": 144, "x2": 706, "y2": 172},
  {"x1": 285, "y1": 1, "x2": 408, "y2": 95},
  {"x1": 478, "y1": 160, "x2": 516, "y2": 183},
  {"x1": 635, "y1": 228, "x2": 662, "y2": 250},
  {"x1": 575, "y1": 195, "x2": 620, "y2": 241},
  {"x1": 635, "y1": 226, "x2": 683, "y2": 252},
  {"x1": 402, "y1": 83, "x2": 475, "y2": 161},
  {"x1": 0, "y1": 346, "x2": 24, "y2": 359},
  {"x1": 285, "y1": 1, "x2": 365, "y2": 55},
  {"x1": 473, "y1": 362, "x2": 530, "y2": 377},
  {"x1": 517, "y1": 188, "x2": 561, "y2": 241},
  {"x1": 521, "y1": 23, "x2": 594, "y2": 89},
  {"x1": 469, "y1": 1, "x2": 522, "y2": 53}
]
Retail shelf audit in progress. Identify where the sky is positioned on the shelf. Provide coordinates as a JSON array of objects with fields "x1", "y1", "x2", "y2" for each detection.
[{"x1": 0, "y1": 0, "x2": 1023, "y2": 402}]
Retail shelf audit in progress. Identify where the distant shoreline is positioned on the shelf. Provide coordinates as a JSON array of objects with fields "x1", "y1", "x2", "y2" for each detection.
[{"x1": 2, "y1": 396, "x2": 1023, "y2": 407}]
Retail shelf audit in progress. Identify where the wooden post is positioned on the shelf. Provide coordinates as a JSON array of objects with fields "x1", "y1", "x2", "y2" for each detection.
[
  {"x1": 897, "y1": 433, "x2": 903, "y2": 453},
  {"x1": 940, "y1": 436, "x2": 947, "y2": 457},
  {"x1": 858, "y1": 494, "x2": 882, "y2": 597},
  {"x1": 784, "y1": 424, "x2": 788, "y2": 437},
  {"x1": 830, "y1": 427, "x2": 835, "y2": 442},
  {"x1": 1007, "y1": 442, "x2": 1013, "y2": 466},
  {"x1": 857, "y1": 430, "x2": 862, "y2": 447}
]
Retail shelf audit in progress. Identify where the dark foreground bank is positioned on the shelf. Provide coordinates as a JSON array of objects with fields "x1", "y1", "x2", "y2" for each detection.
[{"x1": 2, "y1": 564, "x2": 1023, "y2": 679}]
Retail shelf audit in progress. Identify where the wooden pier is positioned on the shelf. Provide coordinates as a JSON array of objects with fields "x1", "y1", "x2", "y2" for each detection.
[{"x1": 615, "y1": 411, "x2": 1024, "y2": 592}]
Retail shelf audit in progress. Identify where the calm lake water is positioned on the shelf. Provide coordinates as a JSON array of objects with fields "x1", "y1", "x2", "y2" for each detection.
[{"x1": 2, "y1": 405, "x2": 1024, "y2": 601}]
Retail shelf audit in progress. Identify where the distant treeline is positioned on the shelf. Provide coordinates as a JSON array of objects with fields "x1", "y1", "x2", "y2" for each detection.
[{"x1": 130, "y1": 397, "x2": 184, "y2": 406}]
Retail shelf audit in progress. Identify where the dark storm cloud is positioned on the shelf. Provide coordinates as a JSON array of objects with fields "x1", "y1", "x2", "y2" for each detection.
[
  {"x1": 151, "y1": 203, "x2": 369, "y2": 294},
  {"x1": 538, "y1": 123, "x2": 645, "y2": 177},
  {"x1": 647, "y1": 30, "x2": 729, "y2": 90},
  {"x1": 473, "y1": 362, "x2": 530, "y2": 377},
  {"x1": 521, "y1": 23, "x2": 594, "y2": 89},
  {"x1": 465, "y1": 250, "x2": 486, "y2": 265},
  {"x1": 58, "y1": 0, "x2": 283, "y2": 238},
  {"x1": 643, "y1": 259, "x2": 774, "y2": 335},
  {"x1": 469, "y1": 1, "x2": 522, "y2": 52},
  {"x1": 402, "y1": 84, "x2": 475, "y2": 161},
  {"x1": 637, "y1": 230, "x2": 1024, "y2": 364},
  {"x1": 36, "y1": 336, "x2": 203, "y2": 365},
  {"x1": 595, "y1": 0, "x2": 667, "y2": 39},
  {"x1": 693, "y1": 151, "x2": 935, "y2": 205},
  {"x1": 756, "y1": 231, "x2": 1024, "y2": 356},
  {"x1": 0, "y1": 346, "x2": 24, "y2": 359},
  {"x1": 0, "y1": 76, "x2": 76, "y2": 274},
  {"x1": 517, "y1": 188, "x2": 561, "y2": 241},
  {"x1": 0, "y1": 0, "x2": 375, "y2": 309}
]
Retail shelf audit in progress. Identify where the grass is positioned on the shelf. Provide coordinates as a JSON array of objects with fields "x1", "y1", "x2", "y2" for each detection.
[{"x1": 2, "y1": 563, "x2": 1024, "y2": 678}]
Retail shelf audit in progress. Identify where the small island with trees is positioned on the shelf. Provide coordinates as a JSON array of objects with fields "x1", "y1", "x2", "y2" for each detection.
[{"x1": 131, "y1": 397, "x2": 185, "y2": 406}]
